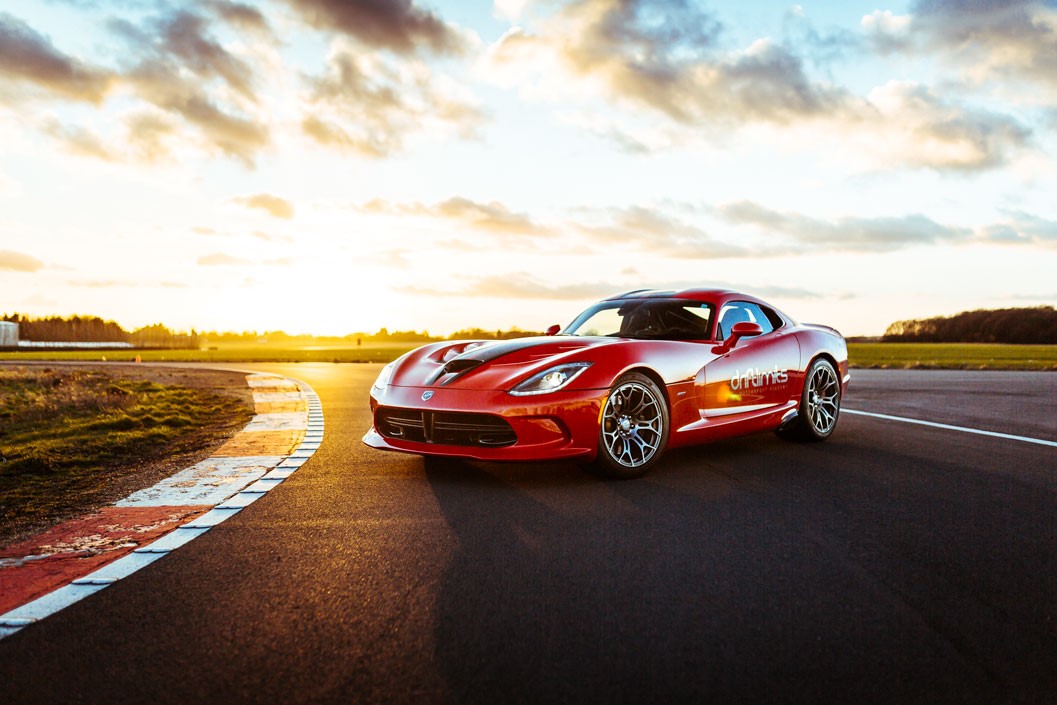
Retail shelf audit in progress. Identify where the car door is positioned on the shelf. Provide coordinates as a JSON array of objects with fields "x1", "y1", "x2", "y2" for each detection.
[{"x1": 697, "y1": 301, "x2": 800, "y2": 418}]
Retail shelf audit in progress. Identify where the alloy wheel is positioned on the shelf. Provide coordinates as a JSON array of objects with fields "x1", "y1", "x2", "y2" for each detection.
[
  {"x1": 601, "y1": 381, "x2": 664, "y2": 468},
  {"x1": 805, "y1": 362, "x2": 840, "y2": 435}
]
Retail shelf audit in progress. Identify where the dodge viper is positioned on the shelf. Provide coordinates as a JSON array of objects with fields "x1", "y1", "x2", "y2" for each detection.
[{"x1": 363, "y1": 288, "x2": 849, "y2": 478}]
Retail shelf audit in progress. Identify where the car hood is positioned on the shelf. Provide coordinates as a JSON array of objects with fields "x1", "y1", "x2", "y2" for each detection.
[{"x1": 390, "y1": 336, "x2": 619, "y2": 391}]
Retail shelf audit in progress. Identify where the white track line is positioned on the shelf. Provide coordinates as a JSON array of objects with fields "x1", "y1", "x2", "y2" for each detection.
[{"x1": 843, "y1": 409, "x2": 1057, "y2": 448}]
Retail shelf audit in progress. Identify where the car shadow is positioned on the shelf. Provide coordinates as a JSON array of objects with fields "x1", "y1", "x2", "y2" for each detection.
[
  {"x1": 419, "y1": 440, "x2": 940, "y2": 704},
  {"x1": 418, "y1": 423, "x2": 1057, "y2": 704}
]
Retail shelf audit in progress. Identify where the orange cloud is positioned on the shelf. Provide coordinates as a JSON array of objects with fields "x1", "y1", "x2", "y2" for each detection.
[
  {"x1": 232, "y1": 194, "x2": 295, "y2": 219},
  {"x1": 0, "y1": 249, "x2": 45, "y2": 272},
  {"x1": 198, "y1": 252, "x2": 252, "y2": 266},
  {"x1": 360, "y1": 197, "x2": 551, "y2": 236},
  {"x1": 197, "y1": 252, "x2": 293, "y2": 266}
]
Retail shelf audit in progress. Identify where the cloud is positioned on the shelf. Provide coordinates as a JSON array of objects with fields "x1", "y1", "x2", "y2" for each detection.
[
  {"x1": 865, "y1": 1, "x2": 1057, "y2": 91},
  {"x1": 914, "y1": 0, "x2": 1057, "y2": 85},
  {"x1": 72, "y1": 279, "x2": 188, "y2": 289},
  {"x1": 860, "y1": 10, "x2": 914, "y2": 53},
  {"x1": 232, "y1": 194, "x2": 295, "y2": 219},
  {"x1": 407, "y1": 273, "x2": 834, "y2": 302},
  {"x1": 859, "y1": 81, "x2": 1031, "y2": 171},
  {"x1": 108, "y1": 10, "x2": 270, "y2": 165},
  {"x1": 714, "y1": 200, "x2": 972, "y2": 252},
  {"x1": 977, "y1": 210, "x2": 1057, "y2": 247},
  {"x1": 40, "y1": 117, "x2": 117, "y2": 161},
  {"x1": 198, "y1": 252, "x2": 252, "y2": 266},
  {"x1": 0, "y1": 12, "x2": 113, "y2": 103},
  {"x1": 0, "y1": 249, "x2": 45, "y2": 272},
  {"x1": 204, "y1": 0, "x2": 274, "y2": 38},
  {"x1": 486, "y1": 0, "x2": 849, "y2": 126},
  {"x1": 123, "y1": 111, "x2": 178, "y2": 162},
  {"x1": 656, "y1": 279, "x2": 833, "y2": 300},
  {"x1": 197, "y1": 252, "x2": 292, "y2": 266},
  {"x1": 408, "y1": 273, "x2": 620, "y2": 300},
  {"x1": 359, "y1": 197, "x2": 551, "y2": 236},
  {"x1": 576, "y1": 206, "x2": 748, "y2": 258},
  {"x1": 277, "y1": 0, "x2": 468, "y2": 55},
  {"x1": 6, "y1": 5, "x2": 476, "y2": 167},
  {"x1": 0, "y1": 8, "x2": 274, "y2": 167},
  {"x1": 110, "y1": 10, "x2": 257, "y2": 100},
  {"x1": 301, "y1": 45, "x2": 484, "y2": 158},
  {"x1": 484, "y1": 2, "x2": 1030, "y2": 173},
  {"x1": 251, "y1": 230, "x2": 294, "y2": 243}
]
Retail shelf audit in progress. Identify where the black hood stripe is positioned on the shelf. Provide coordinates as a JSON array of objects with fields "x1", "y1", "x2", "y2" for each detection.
[
  {"x1": 430, "y1": 337, "x2": 583, "y2": 387},
  {"x1": 450, "y1": 337, "x2": 567, "y2": 366}
]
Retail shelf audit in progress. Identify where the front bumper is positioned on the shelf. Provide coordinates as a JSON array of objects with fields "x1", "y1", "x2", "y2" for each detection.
[{"x1": 363, "y1": 385, "x2": 607, "y2": 462}]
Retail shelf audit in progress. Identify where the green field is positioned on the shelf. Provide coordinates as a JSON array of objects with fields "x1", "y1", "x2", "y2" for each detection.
[
  {"x1": 848, "y1": 343, "x2": 1057, "y2": 370},
  {"x1": 3, "y1": 342, "x2": 1056, "y2": 370}
]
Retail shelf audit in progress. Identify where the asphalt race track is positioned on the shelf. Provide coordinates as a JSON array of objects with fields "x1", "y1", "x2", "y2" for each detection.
[{"x1": 2, "y1": 364, "x2": 1055, "y2": 705}]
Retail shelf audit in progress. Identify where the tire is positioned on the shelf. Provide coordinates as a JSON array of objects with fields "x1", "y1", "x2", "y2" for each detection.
[
  {"x1": 778, "y1": 357, "x2": 841, "y2": 442},
  {"x1": 590, "y1": 372, "x2": 670, "y2": 479}
]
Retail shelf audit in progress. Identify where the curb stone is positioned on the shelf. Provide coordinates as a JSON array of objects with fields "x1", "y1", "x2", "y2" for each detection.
[{"x1": 0, "y1": 373, "x2": 323, "y2": 639}]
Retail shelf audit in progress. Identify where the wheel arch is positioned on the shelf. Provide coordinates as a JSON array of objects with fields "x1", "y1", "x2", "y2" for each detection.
[
  {"x1": 794, "y1": 351, "x2": 840, "y2": 404},
  {"x1": 620, "y1": 365, "x2": 671, "y2": 411},
  {"x1": 810, "y1": 351, "x2": 839, "y2": 374}
]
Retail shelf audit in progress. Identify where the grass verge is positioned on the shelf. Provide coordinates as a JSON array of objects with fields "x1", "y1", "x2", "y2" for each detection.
[
  {"x1": 0, "y1": 365, "x2": 253, "y2": 546},
  {"x1": 848, "y1": 343, "x2": 1057, "y2": 370}
]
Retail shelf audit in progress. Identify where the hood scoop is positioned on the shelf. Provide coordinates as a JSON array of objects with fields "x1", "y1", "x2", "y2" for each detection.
[
  {"x1": 425, "y1": 356, "x2": 486, "y2": 386},
  {"x1": 443, "y1": 358, "x2": 484, "y2": 374}
]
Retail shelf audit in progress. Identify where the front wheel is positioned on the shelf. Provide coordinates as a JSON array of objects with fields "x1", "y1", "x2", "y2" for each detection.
[
  {"x1": 589, "y1": 372, "x2": 670, "y2": 479},
  {"x1": 778, "y1": 358, "x2": 841, "y2": 442}
]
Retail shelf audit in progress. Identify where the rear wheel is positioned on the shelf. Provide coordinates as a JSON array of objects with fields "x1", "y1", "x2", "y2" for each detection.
[
  {"x1": 590, "y1": 372, "x2": 669, "y2": 479},
  {"x1": 778, "y1": 358, "x2": 841, "y2": 442}
]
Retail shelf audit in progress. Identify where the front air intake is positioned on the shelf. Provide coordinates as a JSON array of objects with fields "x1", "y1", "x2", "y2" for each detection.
[{"x1": 376, "y1": 408, "x2": 517, "y2": 447}]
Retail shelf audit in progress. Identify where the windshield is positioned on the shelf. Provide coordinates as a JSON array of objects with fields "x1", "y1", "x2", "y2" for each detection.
[{"x1": 564, "y1": 300, "x2": 714, "y2": 341}]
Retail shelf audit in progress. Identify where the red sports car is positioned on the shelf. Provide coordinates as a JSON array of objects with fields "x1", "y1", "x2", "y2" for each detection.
[{"x1": 363, "y1": 288, "x2": 849, "y2": 477}]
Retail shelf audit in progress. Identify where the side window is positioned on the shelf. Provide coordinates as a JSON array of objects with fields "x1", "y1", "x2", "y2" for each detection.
[
  {"x1": 716, "y1": 302, "x2": 775, "y2": 340},
  {"x1": 759, "y1": 305, "x2": 785, "y2": 331}
]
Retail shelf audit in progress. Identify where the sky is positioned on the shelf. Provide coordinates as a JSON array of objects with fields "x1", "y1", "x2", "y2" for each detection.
[{"x1": 1, "y1": 0, "x2": 1055, "y2": 337}]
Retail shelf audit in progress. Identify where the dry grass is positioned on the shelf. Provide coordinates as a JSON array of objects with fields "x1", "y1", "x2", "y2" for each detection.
[{"x1": 0, "y1": 365, "x2": 253, "y2": 546}]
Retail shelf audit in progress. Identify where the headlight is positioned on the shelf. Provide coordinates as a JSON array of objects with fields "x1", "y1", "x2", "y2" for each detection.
[
  {"x1": 372, "y1": 362, "x2": 396, "y2": 392},
  {"x1": 509, "y1": 362, "x2": 592, "y2": 396}
]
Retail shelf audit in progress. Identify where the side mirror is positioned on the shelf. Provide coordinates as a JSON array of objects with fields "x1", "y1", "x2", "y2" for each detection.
[
  {"x1": 711, "y1": 321, "x2": 762, "y2": 354},
  {"x1": 545, "y1": 324, "x2": 561, "y2": 336}
]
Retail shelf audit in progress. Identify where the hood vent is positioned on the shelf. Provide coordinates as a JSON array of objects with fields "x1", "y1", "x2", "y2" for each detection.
[{"x1": 443, "y1": 358, "x2": 484, "y2": 374}]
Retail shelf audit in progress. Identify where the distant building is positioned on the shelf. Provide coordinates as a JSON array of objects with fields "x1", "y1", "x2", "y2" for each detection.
[{"x1": 0, "y1": 321, "x2": 17, "y2": 347}]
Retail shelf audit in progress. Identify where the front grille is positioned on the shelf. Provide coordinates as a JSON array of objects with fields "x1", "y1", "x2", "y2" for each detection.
[{"x1": 376, "y1": 408, "x2": 517, "y2": 447}]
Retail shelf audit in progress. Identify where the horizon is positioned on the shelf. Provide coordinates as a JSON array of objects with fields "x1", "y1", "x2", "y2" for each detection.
[
  {"x1": 2, "y1": 1, "x2": 1056, "y2": 338},
  {"x1": 6, "y1": 300, "x2": 1056, "y2": 342}
]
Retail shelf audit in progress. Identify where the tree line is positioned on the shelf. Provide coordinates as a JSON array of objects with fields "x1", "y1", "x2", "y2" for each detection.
[
  {"x1": 200, "y1": 327, "x2": 544, "y2": 344},
  {"x1": 2, "y1": 314, "x2": 201, "y2": 348},
  {"x1": 883, "y1": 306, "x2": 1057, "y2": 344},
  {"x1": 2, "y1": 314, "x2": 545, "y2": 347}
]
